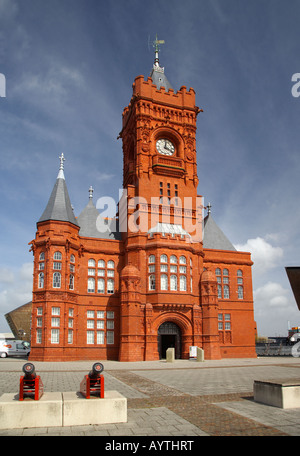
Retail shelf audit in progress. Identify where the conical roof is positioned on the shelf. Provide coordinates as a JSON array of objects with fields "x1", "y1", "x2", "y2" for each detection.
[
  {"x1": 77, "y1": 187, "x2": 121, "y2": 240},
  {"x1": 38, "y1": 154, "x2": 78, "y2": 226},
  {"x1": 203, "y1": 211, "x2": 236, "y2": 251},
  {"x1": 150, "y1": 66, "x2": 173, "y2": 91}
]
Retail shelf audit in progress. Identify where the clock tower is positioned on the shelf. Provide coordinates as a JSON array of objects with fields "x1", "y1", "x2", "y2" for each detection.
[{"x1": 118, "y1": 37, "x2": 207, "y2": 361}]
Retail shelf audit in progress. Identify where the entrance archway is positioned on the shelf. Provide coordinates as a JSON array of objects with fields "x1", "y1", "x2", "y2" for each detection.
[{"x1": 157, "y1": 322, "x2": 181, "y2": 359}]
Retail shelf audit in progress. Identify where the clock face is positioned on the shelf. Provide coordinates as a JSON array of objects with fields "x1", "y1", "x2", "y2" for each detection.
[{"x1": 156, "y1": 138, "x2": 175, "y2": 156}]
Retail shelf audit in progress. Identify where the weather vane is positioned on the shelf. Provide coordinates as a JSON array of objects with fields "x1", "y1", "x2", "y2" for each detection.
[{"x1": 150, "y1": 34, "x2": 165, "y2": 68}]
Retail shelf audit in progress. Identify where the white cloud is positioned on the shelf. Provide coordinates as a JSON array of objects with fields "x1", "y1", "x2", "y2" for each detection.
[
  {"x1": 234, "y1": 236, "x2": 283, "y2": 275},
  {"x1": 253, "y1": 281, "x2": 299, "y2": 336},
  {"x1": 0, "y1": 263, "x2": 33, "y2": 332}
]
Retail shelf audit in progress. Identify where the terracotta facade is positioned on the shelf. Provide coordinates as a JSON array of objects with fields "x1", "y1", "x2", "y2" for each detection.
[{"x1": 28, "y1": 66, "x2": 256, "y2": 362}]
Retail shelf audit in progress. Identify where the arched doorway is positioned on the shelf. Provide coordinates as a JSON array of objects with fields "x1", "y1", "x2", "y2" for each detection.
[{"x1": 158, "y1": 322, "x2": 181, "y2": 359}]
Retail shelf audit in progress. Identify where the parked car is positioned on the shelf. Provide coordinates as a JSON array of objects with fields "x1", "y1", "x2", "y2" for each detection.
[{"x1": 0, "y1": 340, "x2": 30, "y2": 358}]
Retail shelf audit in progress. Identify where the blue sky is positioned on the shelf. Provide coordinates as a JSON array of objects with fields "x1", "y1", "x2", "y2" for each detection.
[{"x1": 0, "y1": 0, "x2": 300, "y2": 337}]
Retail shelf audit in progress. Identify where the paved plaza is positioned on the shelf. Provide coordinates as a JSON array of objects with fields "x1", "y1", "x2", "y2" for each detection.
[{"x1": 0, "y1": 356, "x2": 300, "y2": 437}]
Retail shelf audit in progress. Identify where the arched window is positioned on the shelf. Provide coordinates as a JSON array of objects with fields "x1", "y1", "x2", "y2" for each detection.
[
  {"x1": 107, "y1": 278, "x2": 114, "y2": 294},
  {"x1": 180, "y1": 275, "x2": 186, "y2": 291},
  {"x1": 98, "y1": 259, "x2": 105, "y2": 268},
  {"x1": 97, "y1": 278, "x2": 105, "y2": 294},
  {"x1": 39, "y1": 252, "x2": 45, "y2": 261},
  {"x1": 160, "y1": 274, "x2": 168, "y2": 291},
  {"x1": 38, "y1": 272, "x2": 44, "y2": 288},
  {"x1": 53, "y1": 272, "x2": 61, "y2": 288},
  {"x1": 107, "y1": 260, "x2": 114, "y2": 269},
  {"x1": 160, "y1": 254, "x2": 168, "y2": 263},
  {"x1": 170, "y1": 275, "x2": 177, "y2": 291},
  {"x1": 215, "y1": 268, "x2": 221, "y2": 276},
  {"x1": 87, "y1": 277, "x2": 95, "y2": 293},
  {"x1": 70, "y1": 254, "x2": 75, "y2": 263},
  {"x1": 217, "y1": 284, "x2": 222, "y2": 299},
  {"x1": 179, "y1": 256, "x2": 186, "y2": 264},
  {"x1": 238, "y1": 285, "x2": 244, "y2": 299},
  {"x1": 54, "y1": 251, "x2": 62, "y2": 260},
  {"x1": 88, "y1": 258, "x2": 96, "y2": 267},
  {"x1": 237, "y1": 269, "x2": 243, "y2": 277},
  {"x1": 170, "y1": 255, "x2": 177, "y2": 264},
  {"x1": 149, "y1": 274, "x2": 155, "y2": 290},
  {"x1": 149, "y1": 255, "x2": 155, "y2": 264},
  {"x1": 223, "y1": 284, "x2": 230, "y2": 299},
  {"x1": 69, "y1": 274, "x2": 74, "y2": 290}
]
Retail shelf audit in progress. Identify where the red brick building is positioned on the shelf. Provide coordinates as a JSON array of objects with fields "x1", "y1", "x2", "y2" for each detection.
[{"x1": 28, "y1": 45, "x2": 256, "y2": 362}]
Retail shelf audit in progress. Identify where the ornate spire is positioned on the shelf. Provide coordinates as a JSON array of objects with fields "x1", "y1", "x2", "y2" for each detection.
[
  {"x1": 57, "y1": 153, "x2": 65, "y2": 179},
  {"x1": 152, "y1": 34, "x2": 165, "y2": 70},
  {"x1": 89, "y1": 186, "x2": 94, "y2": 200},
  {"x1": 207, "y1": 202, "x2": 212, "y2": 215}
]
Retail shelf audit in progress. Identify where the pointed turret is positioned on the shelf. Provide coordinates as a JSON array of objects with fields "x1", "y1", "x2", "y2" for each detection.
[
  {"x1": 38, "y1": 153, "x2": 78, "y2": 226},
  {"x1": 149, "y1": 34, "x2": 173, "y2": 90},
  {"x1": 203, "y1": 203, "x2": 236, "y2": 251}
]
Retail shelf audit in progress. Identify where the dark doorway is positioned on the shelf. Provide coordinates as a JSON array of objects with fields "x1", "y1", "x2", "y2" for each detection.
[{"x1": 158, "y1": 322, "x2": 181, "y2": 359}]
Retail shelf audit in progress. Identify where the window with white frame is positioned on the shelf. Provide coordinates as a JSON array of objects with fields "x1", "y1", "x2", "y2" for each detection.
[
  {"x1": 170, "y1": 274, "x2": 177, "y2": 291},
  {"x1": 52, "y1": 307, "x2": 60, "y2": 316},
  {"x1": 69, "y1": 274, "x2": 74, "y2": 290},
  {"x1": 53, "y1": 272, "x2": 61, "y2": 288},
  {"x1": 54, "y1": 251, "x2": 62, "y2": 260},
  {"x1": 88, "y1": 277, "x2": 95, "y2": 293},
  {"x1": 160, "y1": 274, "x2": 168, "y2": 290},
  {"x1": 107, "y1": 278, "x2": 114, "y2": 294},
  {"x1": 51, "y1": 329, "x2": 59, "y2": 344},
  {"x1": 36, "y1": 329, "x2": 42, "y2": 344},
  {"x1": 149, "y1": 255, "x2": 155, "y2": 264},
  {"x1": 149, "y1": 274, "x2": 155, "y2": 290},
  {"x1": 38, "y1": 272, "x2": 44, "y2": 288}
]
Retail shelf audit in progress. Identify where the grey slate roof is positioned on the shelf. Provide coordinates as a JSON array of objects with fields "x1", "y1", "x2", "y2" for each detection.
[
  {"x1": 150, "y1": 67, "x2": 173, "y2": 91},
  {"x1": 203, "y1": 213, "x2": 236, "y2": 251},
  {"x1": 77, "y1": 199, "x2": 121, "y2": 240},
  {"x1": 38, "y1": 177, "x2": 78, "y2": 226}
]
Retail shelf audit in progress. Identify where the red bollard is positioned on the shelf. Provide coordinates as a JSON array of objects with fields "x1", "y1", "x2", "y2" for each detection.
[
  {"x1": 19, "y1": 363, "x2": 44, "y2": 401},
  {"x1": 80, "y1": 362, "x2": 104, "y2": 399}
]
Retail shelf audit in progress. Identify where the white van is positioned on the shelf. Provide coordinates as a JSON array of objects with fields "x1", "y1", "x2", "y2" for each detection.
[{"x1": 0, "y1": 340, "x2": 30, "y2": 358}]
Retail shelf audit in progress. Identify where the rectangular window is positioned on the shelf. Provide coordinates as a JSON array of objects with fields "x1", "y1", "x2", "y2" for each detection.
[
  {"x1": 87, "y1": 320, "x2": 94, "y2": 329},
  {"x1": 107, "y1": 320, "x2": 114, "y2": 329},
  {"x1": 97, "y1": 320, "x2": 105, "y2": 329},
  {"x1": 218, "y1": 322, "x2": 223, "y2": 330},
  {"x1": 52, "y1": 307, "x2": 60, "y2": 316},
  {"x1": 107, "y1": 311, "x2": 114, "y2": 319},
  {"x1": 36, "y1": 329, "x2": 42, "y2": 344},
  {"x1": 88, "y1": 268, "x2": 95, "y2": 276},
  {"x1": 86, "y1": 330, "x2": 94, "y2": 344},
  {"x1": 97, "y1": 311, "x2": 105, "y2": 319},
  {"x1": 225, "y1": 322, "x2": 231, "y2": 330},
  {"x1": 51, "y1": 317, "x2": 60, "y2": 327},
  {"x1": 98, "y1": 269, "x2": 105, "y2": 276},
  {"x1": 68, "y1": 330, "x2": 73, "y2": 344},
  {"x1": 37, "y1": 307, "x2": 43, "y2": 315},
  {"x1": 97, "y1": 330, "x2": 104, "y2": 344},
  {"x1": 107, "y1": 331, "x2": 114, "y2": 344},
  {"x1": 225, "y1": 314, "x2": 231, "y2": 321},
  {"x1": 37, "y1": 317, "x2": 42, "y2": 327},
  {"x1": 107, "y1": 269, "x2": 114, "y2": 277},
  {"x1": 87, "y1": 310, "x2": 95, "y2": 318},
  {"x1": 53, "y1": 262, "x2": 62, "y2": 270},
  {"x1": 68, "y1": 318, "x2": 73, "y2": 328},
  {"x1": 69, "y1": 308, "x2": 74, "y2": 317},
  {"x1": 51, "y1": 329, "x2": 59, "y2": 344}
]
